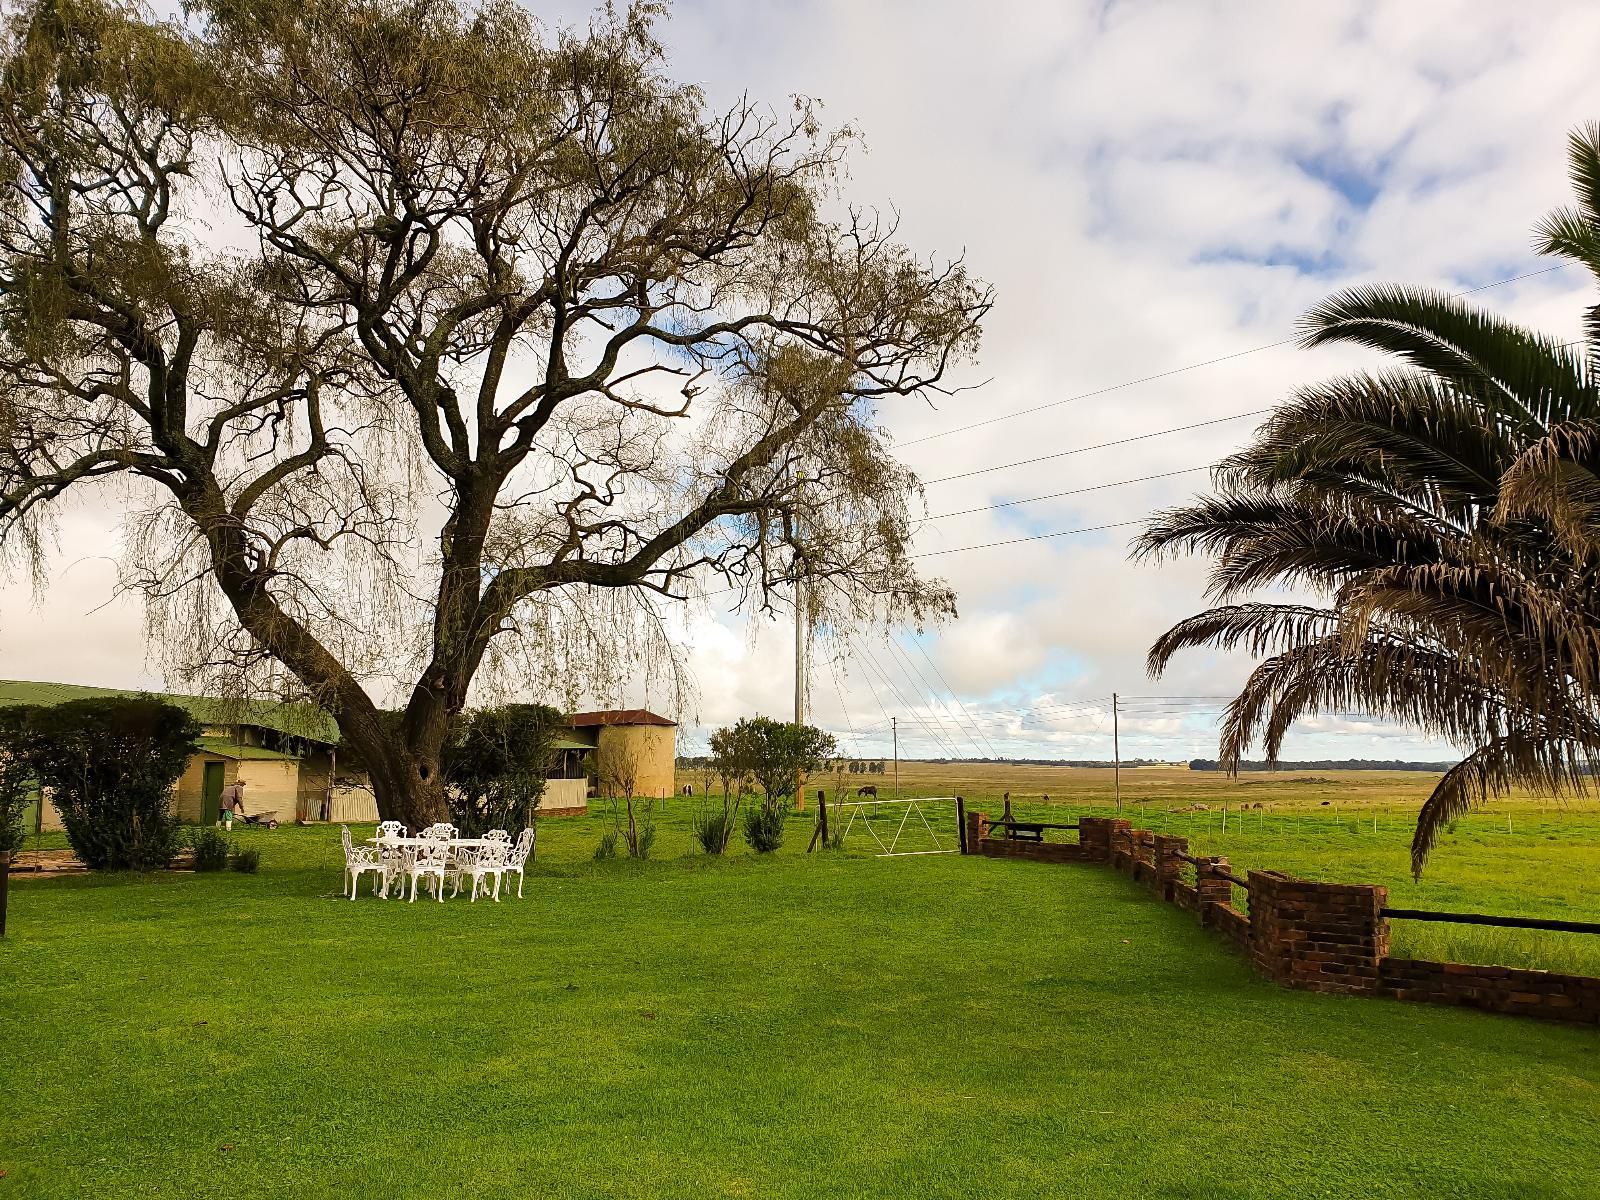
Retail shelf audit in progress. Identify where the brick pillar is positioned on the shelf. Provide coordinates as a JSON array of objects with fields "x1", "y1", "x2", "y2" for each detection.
[
  {"x1": 1131, "y1": 829, "x2": 1155, "y2": 881},
  {"x1": 967, "y1": 809, "x2": 989, "y2": 852},
  {"x1": 1107, "y1": 819, "x2": 1134, "y2": 869},
  {"x1": 1077, "y1": 816, "x2": 1113, "y2": 862},
  {"x1": 1153, "y1": 835, "x2": 1189, "y2": 899},
  {"x1": 1195, "y1": 856, "x2": 1233, "y2": 908},
  {"x1": 1248, "y1": 870, "x2": 1388, "y2": 995}
]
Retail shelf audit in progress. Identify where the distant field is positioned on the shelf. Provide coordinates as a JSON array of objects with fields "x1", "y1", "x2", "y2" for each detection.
[{"x1": 679, "y1": 762, "x2": 1600, "y2": 975}]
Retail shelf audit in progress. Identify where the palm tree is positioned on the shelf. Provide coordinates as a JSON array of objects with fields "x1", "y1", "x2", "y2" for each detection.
[{"x1": 1136, "y1": 124, "x2": 1600, "y2": 876}]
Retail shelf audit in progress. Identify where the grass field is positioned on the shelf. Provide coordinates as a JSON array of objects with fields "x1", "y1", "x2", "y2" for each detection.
[
  {"x1": 774, "y1": 762, "x2": 1600, "y2": 975},
  {"x1": 4, "y1": 808, "x2": 1600, "y2": 1199}
]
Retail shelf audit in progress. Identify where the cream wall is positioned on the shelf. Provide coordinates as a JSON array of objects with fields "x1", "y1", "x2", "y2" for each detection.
[
  {"x1": 596, "y1": 725, "x2": 676, "y2": 799},
  {"x1": 235, "y1": 760, "x2": 300, "y2": 819},
  {"x1": 543, "y1": 777, "x2": 589, "y2": 813}
]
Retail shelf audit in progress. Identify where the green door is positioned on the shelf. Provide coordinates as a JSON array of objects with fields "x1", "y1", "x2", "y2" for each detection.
[{"x1": 202, "y1": 761, "x2": 226, "y2": 824}]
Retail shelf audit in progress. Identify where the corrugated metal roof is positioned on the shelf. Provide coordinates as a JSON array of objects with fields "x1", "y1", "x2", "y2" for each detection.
[
  {"x1": 568, "y1": 708, "x2": 676, "y2": 728},
  {"x1": 196, "y1": 737, "x2": 304, "y2": 762},
  {"x1": 0, "y1": 679, "x2": 340, "y2": 744}
]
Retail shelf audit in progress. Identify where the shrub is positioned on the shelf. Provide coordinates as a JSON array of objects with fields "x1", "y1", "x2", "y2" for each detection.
[
  {"x1": 629, "y1": 819, "x2": 656, "y2": 860},
  {"x1": 742, "y1": 803, "x2": 785, "y2": 853},
  {"x1": 230, "y1": 848, "x2": 261, "y2": 874},
  {"x1": 593, "y1": 829, "x2": 619, "y2": 860},
  {"x1": 189, "y1": 827, "x2": 231, "y2": 872},
  {"x1": 692, "y1": 805, "x2": 734, "y2": 854},
  {"x1": 18, "y1": 696, "x2": 198, "y2": 871},
  {"x1": 442, "y1": 703, "x2": 561, "y2": 836}
]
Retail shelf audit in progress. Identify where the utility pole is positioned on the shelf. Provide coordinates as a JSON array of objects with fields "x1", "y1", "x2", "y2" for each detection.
[
  {"x1": 1112, "y1": 692, "x2": 1122, "y2": 811},
  {"x1": 794, "y1": 470, "x2": 808, "y2": 813},
  {"x1": 892, "y1": 716, "x2": 899, "y2": 799}
]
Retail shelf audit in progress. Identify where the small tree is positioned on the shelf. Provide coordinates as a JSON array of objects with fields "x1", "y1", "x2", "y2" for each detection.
[
  {"x1": 441, "y1": 704, "x2": 561, "y2": 837},
  {"x1": 0, "y1": 707, "x2": 35, "y2": 936},
  {"x1": 703, "y1": 721, "x2": 760, "y2": 855},
  {"x1": 598, "y1": 738, "x2": 652, "y2": 859},
  {"x1": 741, "y1": 717, "x2": 837, "y2": 813},
  {"x1": 20, "y1": 697, "x2": 199, "y2": 871}
]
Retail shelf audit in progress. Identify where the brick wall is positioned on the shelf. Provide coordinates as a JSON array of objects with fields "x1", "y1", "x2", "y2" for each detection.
[
  {"x1": 962, "y1": 811, "x2": 1598, "y2": 1026},
  {"x1": 1379, "y1": 958, "x2": 1600, "y2": 1022}
]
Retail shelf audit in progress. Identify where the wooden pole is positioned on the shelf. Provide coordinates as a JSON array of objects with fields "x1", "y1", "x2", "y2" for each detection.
[
  {"x1": 1112, "y1": 692, "x2": 1121, "y2": 811},
  {"x1": 892, "y1": 717, "x2": 899, "y2": 799},
  {"x1": 794, "y1": 471, "x2": 807, "y2": 813}
]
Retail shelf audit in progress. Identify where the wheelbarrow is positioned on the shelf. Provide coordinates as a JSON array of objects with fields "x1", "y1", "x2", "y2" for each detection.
[{"x1": 239, "y1": 810, "x2": 280, "y2": 829}]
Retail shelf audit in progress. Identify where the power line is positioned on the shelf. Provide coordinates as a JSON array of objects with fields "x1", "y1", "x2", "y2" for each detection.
[
  {"x1": 901, "y1": 264, "x2": 1565, "y2": 448},
  {"x1": 885, "y1": 636, "x2": 990, "y2": 759},
  {"x1": 855, "y1": 646, "x2": 964, "y2": 759},
  {"x1": 911, "y1": 518, "x2": 1146, "y2": 558},
  {"x1": 906, "y1": 635, "x2": 1002, "y2": 757},
  {"x1": 927, "y1": 466, "x2": 1210, "y2": 520},
  {"x1": 923, "y1": 409, "x2": 1273, "y2": 486}
]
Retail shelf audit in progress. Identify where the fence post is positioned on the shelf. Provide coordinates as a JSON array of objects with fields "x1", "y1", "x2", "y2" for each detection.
[
  {"x1": 1108, "y1": 819, "x2": 1134, "y2": 869},
  {"x1": 1130, "y1": 829, "x2": 1155, "y2": 882},
  {"x1": 956, "y1": 797, "x2": 967, "y2": 854},
  {"x1": 1153, "y1": 834, "x2": 1188, "y2": 900},
  {"x1": 1248, "y1": 870, "x2": 1388, "y2": 995},
  {"x1": 1077, "y1": 817, "x2": 1113, "y2": 862},
  {"x1": 967, "y1": 809, "x2": 989, "y2": 853},
  {"x1": 1195, "y1": 855, "x2": 1233, "y2": 910}
]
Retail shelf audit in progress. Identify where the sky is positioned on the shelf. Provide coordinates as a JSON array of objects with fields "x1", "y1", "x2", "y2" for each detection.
[{"x1": 4, "y1": 0, "x2": 1600, "y2": 765}]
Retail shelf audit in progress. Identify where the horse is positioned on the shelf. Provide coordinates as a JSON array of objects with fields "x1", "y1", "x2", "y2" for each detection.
[
  {"x1": 856, "y1": 784, "x2": 878, "y2": 798},
  {"x1": 681, "y1": 784, "x2": 693, "y2": 797}
]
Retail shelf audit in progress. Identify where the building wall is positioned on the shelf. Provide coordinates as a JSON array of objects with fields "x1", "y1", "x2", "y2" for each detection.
[
  {"x1": 542, "y1": 777, "x2": 588, "y2": 814},
  {"x1": 174, "y1": 754, "x2": 238, "y2": 823},
  {"x1": 595, "y1": 724, "x2": 676, "y2": 799},
  {"x1": 235, "y1": 760, "x2": 301, "y2": 820}
]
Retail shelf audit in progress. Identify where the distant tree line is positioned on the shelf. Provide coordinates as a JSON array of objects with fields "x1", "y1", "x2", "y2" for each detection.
[{"x1": 1187, "y1": 759, "x2": 1457, "y2": 773}]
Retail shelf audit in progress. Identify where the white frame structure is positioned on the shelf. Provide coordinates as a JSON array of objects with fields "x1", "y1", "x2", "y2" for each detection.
[{"x1": 833, "y1": 796, "x2": 959, "y2": 857}]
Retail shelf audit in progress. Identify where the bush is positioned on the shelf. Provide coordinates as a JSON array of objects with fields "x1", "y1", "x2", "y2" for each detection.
[
  {"x1": 742, "y1": 804, "x2": 785, "y2": 853},
  {"x1": 593, "y1": 829, "x2": 619, "y2": 860},
  {"x1": 230, "y1": 848, "x2": 260, "y2": 874},
  {"x1": 628, "y1": 820, "x2": 656, "y2": 860},
  {"x1": 189, "y1": 827, "x2": 231, "y2": 872},
  {"x1": 17, "y1": 696, "x2": 198, "y2": 871},
  {"x1": 692, "y1": 805, "x2": 734, "y2": 854},
  {"x1": 442, "y1": 703, "x2": 561, "y2": 836}
]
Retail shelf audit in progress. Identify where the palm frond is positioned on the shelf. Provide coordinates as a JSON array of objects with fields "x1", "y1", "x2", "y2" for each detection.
[{"x1": 1297, "y1": 285, "x2": 1594, "y2": 427}]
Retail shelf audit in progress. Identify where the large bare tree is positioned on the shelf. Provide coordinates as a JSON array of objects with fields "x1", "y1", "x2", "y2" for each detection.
[{"x1": 0, "y1": 0, "x2": 991, "y2": 826}]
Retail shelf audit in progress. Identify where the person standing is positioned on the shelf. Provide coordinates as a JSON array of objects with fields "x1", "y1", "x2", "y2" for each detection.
[{"x1": 219, "y1": 779, "x2": 246, "y2": 829}]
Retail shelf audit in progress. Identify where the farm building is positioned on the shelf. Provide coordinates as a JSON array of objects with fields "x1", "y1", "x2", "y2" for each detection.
[
  {"x1": 566, "y1": 709, "x2": 679, "y2": 802},
  {"x1": 1, "y1": 680, "x2": 677, "y2": 829},
  {"x1": 0, "y1": 679, "x2": 359, "y2": 833}
]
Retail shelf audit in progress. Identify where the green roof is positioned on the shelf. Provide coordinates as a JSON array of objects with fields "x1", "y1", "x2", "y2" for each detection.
[
  {"x1": 0, "y1": 680, "x2": 340, "y2": 745},
  {"x1": 196, "y1": 737, "x2": 304, "y2": 762}
]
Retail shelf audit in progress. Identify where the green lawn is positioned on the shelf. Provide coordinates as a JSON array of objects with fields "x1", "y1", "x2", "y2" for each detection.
[
  {"x1": 3, "y1": 811, "x2": 1598, "y2": 1198},
  {"x1": 986, "y1": 796, "x2": 1600, "y2": 975}
]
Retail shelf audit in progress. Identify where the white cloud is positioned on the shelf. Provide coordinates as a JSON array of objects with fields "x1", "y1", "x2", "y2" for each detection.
[{"x1": 7, "y1": 0, "x2": 1599, "y2": 767}]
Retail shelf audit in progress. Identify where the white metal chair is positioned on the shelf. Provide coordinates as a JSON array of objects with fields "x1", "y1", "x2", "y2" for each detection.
[
  {"x1": 406, "y1": 829, "x2": 453, "y2": 902},
  {"x1": 457, "y1": 836, "x2": 511, "y2": 902},
  {"x1": 504, "y1": 828, "x2": 535, "y2": 899},
  {"x1": 340, "y1": 826, "x2": 384, "y2": 900},
  {"x1": 449, "y1": 829, "x2": 510, "y2": 897},
  {"x1": 374, "y1": 823, "x2": 410, "y2": 898}
]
